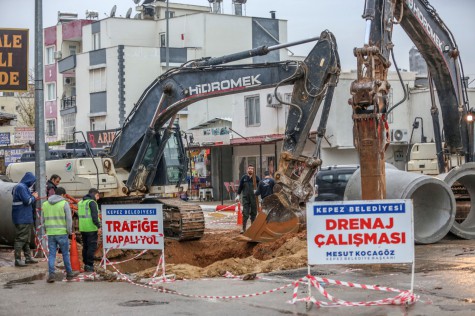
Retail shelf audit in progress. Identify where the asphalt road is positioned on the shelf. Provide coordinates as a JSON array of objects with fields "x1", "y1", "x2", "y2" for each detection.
[{"x1": 1, "y1": 237, "x2": 475, "y2": 315}]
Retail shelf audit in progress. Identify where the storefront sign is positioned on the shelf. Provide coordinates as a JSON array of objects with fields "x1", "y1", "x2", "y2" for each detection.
[
  {"x1": 14, "y1": 127, "x2": 35, "y2": 144},
  {"x1": 0, "y1": 29, "x2": 28, "y2": 92},
  {"x1": 1, "y1": 148, "x2": 28, "y2": 165},
  {"x1": 0, "y1": 132, "x2": 10, "y2": 145},
  {"x1": 102, "y1": 204, "x2": 164, "y2": 250},
  {"x1": 87, "y1": 129, "x2": 116, "y2": 148},
  {"x1": 306, "y1": 200, "x2": 414, "y2": 265}
]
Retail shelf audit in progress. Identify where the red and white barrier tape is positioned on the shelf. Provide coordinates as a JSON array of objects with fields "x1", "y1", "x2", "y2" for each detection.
[
  {"x1": 104, "y1": 250, "x2": 148, "y2": 265},
  {"x1": 107, "y1": 259, "x2": 295, "y2": 299},
  {"x1": 289, "y1": 275, "x2": 419, "y2": 307}
]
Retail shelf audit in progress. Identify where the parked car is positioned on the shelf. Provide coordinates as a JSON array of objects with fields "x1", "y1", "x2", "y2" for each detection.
[{"x1": 314, "y1": 165, "x2": 359, "y2": 201}]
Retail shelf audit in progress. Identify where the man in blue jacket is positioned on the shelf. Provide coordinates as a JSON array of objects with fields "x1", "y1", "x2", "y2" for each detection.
[{"x1": 12, "y1": 172, "x2": 39, "y2": 267}]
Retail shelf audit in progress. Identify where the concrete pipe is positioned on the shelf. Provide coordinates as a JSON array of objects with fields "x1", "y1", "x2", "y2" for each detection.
[
  {"x1": 437, "y1": 163, "x2": 475, "y2": 239},
  {"x1": 0, "y1": 180, "x2": 19, "y2": 245},
  {"x1": 345, "y1": 167, "x2": 456, "y2": 244}
]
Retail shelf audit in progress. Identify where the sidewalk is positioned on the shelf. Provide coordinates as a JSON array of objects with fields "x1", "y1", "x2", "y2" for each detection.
[{"x1": 190, "y1": 198, "x2": 238, "y2": 212}]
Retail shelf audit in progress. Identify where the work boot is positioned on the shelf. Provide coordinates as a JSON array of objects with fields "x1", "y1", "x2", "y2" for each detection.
[
  {"x1": 14, "y1": 242, "x2": 23, "y2": 262},
  {"x1": 66, "y1": 271, "x2": 80, "y2": 281},
  {"x1": 15, "y1": 259, "x2": 27, "y2": 267},
  {"x1": 84, "y1": 265, "x2": 94, "y2": 272},
  {"x1": 25, "y1": 258, "x2": 38, "y2": 264},
  {"x1": 240, "y1": 221, "x2": 247, "y2": 234},
  {"x1": 47, "y1": 274, "x2": 56, "y2": 283}
]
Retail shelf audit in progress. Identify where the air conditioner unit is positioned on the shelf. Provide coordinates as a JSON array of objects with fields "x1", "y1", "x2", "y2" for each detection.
[
  {"x1": 266, "y1": 92, "x2": 282, "y2": 108},
  {"x1": 64, "y1": 77, "x2": 75, "y2": 85},
  {"x1": 391, "y1": 129, "x2": 409, "y2": 143},
  {"x1": 54, "y1": 51, "x2": 62, "y2": 60}
]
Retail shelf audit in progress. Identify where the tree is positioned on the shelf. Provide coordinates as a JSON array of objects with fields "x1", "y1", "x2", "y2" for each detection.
[{"x1": 15, "y1": 72, "x2": 35, "y2": 127}]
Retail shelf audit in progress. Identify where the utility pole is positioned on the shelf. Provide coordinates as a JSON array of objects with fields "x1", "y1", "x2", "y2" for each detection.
[
  {"x1": 35, "y1": 0, "x2": 47, "y2": 254},
  {"x1": 166, "y1": 0, "x2": 170, "y2": 70}
]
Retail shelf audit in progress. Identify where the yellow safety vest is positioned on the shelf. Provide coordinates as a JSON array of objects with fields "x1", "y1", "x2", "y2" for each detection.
[
  {"x1": 78, "y1": 199, "x2": 99, "y2": 232},
  {"x1": 42, "y1": 200, "x2": 68, "y2": 235}
]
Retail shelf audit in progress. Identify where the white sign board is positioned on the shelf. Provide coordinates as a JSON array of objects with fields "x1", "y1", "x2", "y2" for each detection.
[
  {"x1": 102, "y1": 204, "x2": 164, "y2": 250},
  {"x1": 307, "y1": 200, "x2": 414, "y2": 265}
]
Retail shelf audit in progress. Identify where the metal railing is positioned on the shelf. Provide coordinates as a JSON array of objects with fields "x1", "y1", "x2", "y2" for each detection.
[{"x1": 61, "y1": 95, "x2": 76, "y2": 110}]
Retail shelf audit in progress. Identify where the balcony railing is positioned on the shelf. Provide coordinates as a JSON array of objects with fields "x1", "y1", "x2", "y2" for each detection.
[{"x1": 61, "y1": 96, "x2": 76, "y2": 110}]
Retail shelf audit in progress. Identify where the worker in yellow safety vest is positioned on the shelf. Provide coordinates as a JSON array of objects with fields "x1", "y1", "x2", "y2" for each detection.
[
  {"x1": 77, "y1": 188, "x2": 101, "y2": 272},
  {"x1": 42, "y1": 187, "x2": 79, "y2": 283}
]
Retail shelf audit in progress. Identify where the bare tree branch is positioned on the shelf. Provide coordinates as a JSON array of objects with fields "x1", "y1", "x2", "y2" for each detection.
[{"x1": 15, "y1": 71, "x2": 35, "y2": 127}]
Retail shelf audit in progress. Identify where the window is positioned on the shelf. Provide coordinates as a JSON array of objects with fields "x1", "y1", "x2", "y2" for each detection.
[
  {"x1": 90, "y1": 117, "x2": 105, "y2": 131},
  {"x1": 69, "y1": 45, "x2": 77, "y2": 56},
  {"x1": 46, "y1": 83, "x2": 56, "y2": 101},
  {"x1": 92, "y1": 33, "x2": 101, "y2": 50},
  {"x1": 166, "y1": 11, "x2": 175, "y2": 18},
  {"x1": 237, "y1": 156, "x2": 266, "y2": 179},
  {"x1": 160, "y1": 33, "x2": 166, "y2": 47},
  {"x1": 387, "y1": 88, "x2": 394, "y2": 123},
  {"x1": 46, "y1": 119, "x2": 56, "y2": 136},
  {"x1": 1, "y1": 106, "x2": 4, "y2": 110},
  {"x1": 89, "y1": 68, "x2": 106, "y2": 92},
  {"x1": 245, "y1": 95, "x2": 260, "y2": 126},
  {"x1": 62, "y1": 113, "x2": 76, "y2": 142},
  {"x1": 337, "y1": 173, "x2": 353, "y2": 183},
  {"x1": 45, "y1": 47, "x2": 54, "y2": 65}
]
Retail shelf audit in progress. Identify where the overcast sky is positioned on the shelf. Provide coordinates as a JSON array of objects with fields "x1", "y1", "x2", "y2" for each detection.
[{"x1": 1, "y1": 0, "x2": 474, "y2": 86}]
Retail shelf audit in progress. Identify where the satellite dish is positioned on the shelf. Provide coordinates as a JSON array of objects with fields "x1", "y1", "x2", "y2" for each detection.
[
  {"x1": 126, "y1": 8, "x2": 132, "y2": 18},
  {"x1": 110, "y1": 5, "x2": 117, "y2": 17},
  {"x1": 133, "y1": 0, "x2": 140, "y2": 4},
  {"x1": 134, "y1": 13, "x2": 141, "y2": 19}
]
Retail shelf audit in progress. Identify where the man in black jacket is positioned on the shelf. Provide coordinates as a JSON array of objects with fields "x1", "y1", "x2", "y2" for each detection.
[
  {"x1": 46, "y1": 174, "x2": 61, "y2": 198},
  {"x1": 78, "y1": 188, "x2": 101, "y2": 272},
  {"x1": 255, "y1": 171, "x2": 275, "y2": 200},
  {"x1": 235, "y1": 164, "x2": 260, "y2": 233}
]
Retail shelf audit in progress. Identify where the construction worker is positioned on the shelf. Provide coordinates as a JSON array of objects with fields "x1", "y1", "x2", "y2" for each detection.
[
  {"x1": 42, "y1": 187, "x2": 79, "y2": 283},
  {"x1": 235, "y1": 164, "x2": 260, "y2": 233},
  {"x1": 46, "y1": 174, "x2": 61, "y2": 197},
  {"x1": 78, "y1": 188, "x2": 101, "y2": 272},
  {"x1": 255, "y1": 170, "x2": 275, "y2": 200},
  {"x1": 11, "y1": 172, "x2": 39, "y2": 267}
]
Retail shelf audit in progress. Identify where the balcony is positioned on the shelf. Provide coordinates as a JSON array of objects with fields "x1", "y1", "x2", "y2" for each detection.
[
  {"x1": 58, "y1": 54, "x2": 76, "y2": 74},
  {"x1": 60, "y1": 96, "x2": 77, "y2": 116}
]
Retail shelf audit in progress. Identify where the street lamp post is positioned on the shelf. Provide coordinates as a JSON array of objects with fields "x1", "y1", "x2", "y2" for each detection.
[
  {"x1": 166, "y1": 0, "x2": 169, "y2": 70},
  {"x1": 35, "y1": 0, "x2": 47, "y2": 255}
]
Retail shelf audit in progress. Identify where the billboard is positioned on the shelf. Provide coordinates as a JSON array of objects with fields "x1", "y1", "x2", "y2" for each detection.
[{"x1": 0, "y1": 29, "x2": 29, "y2": 92}]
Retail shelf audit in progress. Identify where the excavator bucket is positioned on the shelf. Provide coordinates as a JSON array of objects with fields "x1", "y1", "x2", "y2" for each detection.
[
  {"x1": 235, "y1": 152, "x2": 320, "y2": 243},
  {"x1": 235, "y1": 193, "x2": 303, "y2": 243}
]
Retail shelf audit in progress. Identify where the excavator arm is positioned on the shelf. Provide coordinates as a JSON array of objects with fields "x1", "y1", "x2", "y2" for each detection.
[
  {"x1": 351, "y1": 0, "x2": 471, "y2": 200},
  {"x1": 110, "y1": 31, "x2": 340, "y2": 196},
  {"x1": 109, "y1": 31, "x2": 340, "y2": 243}
]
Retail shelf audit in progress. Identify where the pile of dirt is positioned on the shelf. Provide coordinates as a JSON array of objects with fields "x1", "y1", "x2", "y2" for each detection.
[{"x1": 126, "y1": 230, "x2": 309, "y2": 279}]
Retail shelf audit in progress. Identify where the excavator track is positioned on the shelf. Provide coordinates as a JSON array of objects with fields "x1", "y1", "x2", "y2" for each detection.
[{"x1": 100, "y1": 196, "x2": 204, "y2": 241}]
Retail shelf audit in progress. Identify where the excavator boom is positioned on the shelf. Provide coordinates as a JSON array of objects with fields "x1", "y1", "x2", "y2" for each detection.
[{"x1": 109, "y1": 31, "x2": 340, "y2": 242}]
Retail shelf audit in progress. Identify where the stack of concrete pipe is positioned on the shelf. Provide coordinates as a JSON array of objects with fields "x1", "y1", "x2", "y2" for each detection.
[
  {"x1": 345, "y1": 163, "x2": 475, "y2": 244},
  {"x1": 0, "y1": 180, "x2": 19, "y2": 245},
  {"x1": 437, "y1": 163, "x2": 475, "y2": 240}
]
